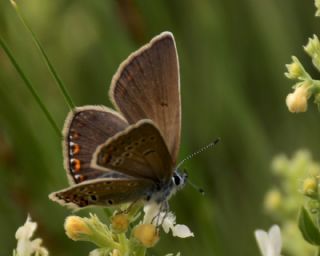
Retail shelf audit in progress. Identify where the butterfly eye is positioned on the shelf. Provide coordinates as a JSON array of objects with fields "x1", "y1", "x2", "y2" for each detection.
[
  {"x1": 173, "y1": 175, "x2": 181, "y2": 186},
  {"x1": 108, "y1": 199, "x2": 114, "y2": 205}
]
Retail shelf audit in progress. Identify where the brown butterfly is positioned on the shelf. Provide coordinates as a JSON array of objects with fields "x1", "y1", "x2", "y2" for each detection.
[{"x1": 49, "y1": 32, "x2": 187, "y2": 210}]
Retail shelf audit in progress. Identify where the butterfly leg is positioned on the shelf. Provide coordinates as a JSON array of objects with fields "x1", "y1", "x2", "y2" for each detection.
[
  {"x1": 151, "y1": 201, "x2": 170, "y2": 228},
  {"x1": 126, "y1": 199, "x2": 144, "y2": 214},
  {"x1": 115, "y1": 200, "x2": 144, "y2": 217},
  {"x1": 159, "y1": 200, "x2": 170, "y2": 226},
  {"x1": 160, "y1": 200, "x2": 170, "y2": 224}
]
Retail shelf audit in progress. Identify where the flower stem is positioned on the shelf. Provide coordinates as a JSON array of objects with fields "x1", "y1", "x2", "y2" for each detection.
[
  {"x1": 118, "y1": 233, "x2": 129, "y2": 255},
  {"x1": 90, "y1": 231, "x2": 120, "y2": 250},
  {"x1": 10, "y1": 0, "x2": 75, "y2": 110},
  {"x1": 135, "y1": 246, "x2": 146, "y2": 256},
  {"x1": 0, "y1": 35, "x2": 61, "y2": 138}
]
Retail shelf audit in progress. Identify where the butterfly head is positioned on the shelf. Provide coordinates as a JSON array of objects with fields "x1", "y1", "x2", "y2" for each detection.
[{"x1": 171, "y1": 169, "x2": 188, "y2": 193}]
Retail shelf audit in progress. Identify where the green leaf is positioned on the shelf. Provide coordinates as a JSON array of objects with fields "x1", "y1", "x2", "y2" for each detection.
[{"x1": 298, "y1": 207, "x2": 320, "y2": 245}]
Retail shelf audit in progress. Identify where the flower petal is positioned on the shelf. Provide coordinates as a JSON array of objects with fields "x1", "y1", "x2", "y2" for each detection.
[
  {"x1": 254, "y1": 230, "x2": 269, "y2": 256},
  {"x1": 269, "y1": 225, "x2": 282, "y2": 255},
  {"x1": 171, "y1": 224, "x2": 194, "y2": 238},
  {"x1": 162, "y1": 212, "x2": 176, "y2": 234},
  {"x1": 15, "y1": 215, "x2": 37, "y2": 240}
]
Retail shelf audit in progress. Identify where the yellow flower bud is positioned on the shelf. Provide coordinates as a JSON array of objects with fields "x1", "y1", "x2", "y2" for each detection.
[
  {"x1": 64, "y1": 216, "x2": 91, "y2": 240},
  {"x1": 286, "y1": 85, "x2": 309, "y2": 113},
  {"x1": 303, "y1": 177, "x2": 317, "y2": 197},
  {"x1": 264, "y1": 189, "x2": 282, "y2": 212},
  {"x1": 111, "y1": 213, "x2": 129, "y2": 233},
  {"x1": 133, "y1": 224, "x2": 159, "y2": 248}
]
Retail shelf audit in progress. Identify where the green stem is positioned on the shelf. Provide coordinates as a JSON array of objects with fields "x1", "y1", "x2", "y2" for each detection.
[
  {"x1": 91, "y1": 236, "x2": 121, "y2": 250},
  {"x1": 0, "y1": 35, "x2": 61, "y2": 138},
  {"x1": 128, "y1": 238, "x2": 147, "y2": 256},
  {"x1": 11, "y1": 0, "x2": 75, "y2": 110},
  {"x1": 89, "y1": 229, "x2": 121, "y2": 250},
  {"x1": 135, "y1": 246, "x2": 146, "y2": 256},
  {"x1": 118, "y1": 233, "x2": 129, "y2": 255}
]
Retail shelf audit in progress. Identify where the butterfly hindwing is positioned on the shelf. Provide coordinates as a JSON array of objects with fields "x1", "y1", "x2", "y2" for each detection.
[
  {"x1": 110, "y1": 32, "x2": 181, "y2": 165},
  {"x1": 92, "y1": 120, "x2": 173, "y2": 182},
  {"x1": 49, "y1": 178, "x2": 154, "y2": 209},
  {"x1": 63, "y1": 106, "x2": 128, "y2": 184}
]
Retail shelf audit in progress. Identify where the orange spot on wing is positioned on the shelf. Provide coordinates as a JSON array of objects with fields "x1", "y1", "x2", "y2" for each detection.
[
  {"x1": 72, "y1": 144, "x2": 80, "y2": 154},
  {"x1": 70, "y1": 130, "x2": 80, "y2": 139},
  {"x1": 71, "y1": 159, "x2": 81, "y2": 172}
]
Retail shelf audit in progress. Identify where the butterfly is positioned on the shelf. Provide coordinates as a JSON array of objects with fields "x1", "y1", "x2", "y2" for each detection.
[{"x1": 49, "y1": 32, "x2": 187, "y2": 210}]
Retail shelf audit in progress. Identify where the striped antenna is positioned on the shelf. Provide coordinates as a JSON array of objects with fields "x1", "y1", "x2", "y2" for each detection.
[{"x1": 176, "y1": 138, "x2": 221, "y2": 170}]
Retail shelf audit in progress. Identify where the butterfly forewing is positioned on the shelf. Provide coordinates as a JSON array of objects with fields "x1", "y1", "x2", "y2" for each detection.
[
  {"x1": 49, "y1": 178, "x2": 154, "y2": 209},
  {"x1": 110, "y1": 32, "x2": 181, "y2": 165},
  {"x1": 92, "y1": 120, "x2": 173, "y2": 182},
  {"x1": 63, "y1": 106, "x2": 128, "y2": 184}
]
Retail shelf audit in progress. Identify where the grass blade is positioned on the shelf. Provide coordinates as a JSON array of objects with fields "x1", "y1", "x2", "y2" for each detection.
[
  {"x1": 0, "y1": 35, "x2": 61, "y2": 138},
  {"x1": 10, "y1": 0, "x2": 75, "y2": 110}
]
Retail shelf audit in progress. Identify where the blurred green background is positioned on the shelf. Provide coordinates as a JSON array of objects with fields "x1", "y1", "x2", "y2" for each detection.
[{"x1": 0, "y1": 0, "x2": 319, "y2": 255}]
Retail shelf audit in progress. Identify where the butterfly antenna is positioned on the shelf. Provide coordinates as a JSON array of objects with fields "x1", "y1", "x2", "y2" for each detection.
[
  {"x1": 187, "y1": 176, "x2": 205, "y2": 195},
  {"x1": 176, "y1": 137, "x2": 221, "y2": 170}
]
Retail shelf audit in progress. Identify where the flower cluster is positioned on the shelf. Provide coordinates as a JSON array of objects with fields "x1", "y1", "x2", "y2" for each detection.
[
  {"x1": 264, "y1": 151, "x2": 319, "y2": 255},
  {"x1": 64, "y1": 203, "x2": 193, "y2": 255},
  {"x1": 285, "y1": 35, "x2": 320, "y2": 113},
  {"x1": 13, "y1": 215, "x2": 48, "y2": 256}
]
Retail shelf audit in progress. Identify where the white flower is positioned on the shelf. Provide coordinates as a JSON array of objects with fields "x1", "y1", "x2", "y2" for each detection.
[
  {"x1": 14, "y1": 215, "x2": 49, "y2": 256},
  {"x1": 161, "y1": 212, "x2": 194, "y2": 238},
  {"x1": 143, "y1": 203, "x2": 194, "y2": 238},
  {"x1": 254, "y1": 225, "x2": 282, "y2": 256}
]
